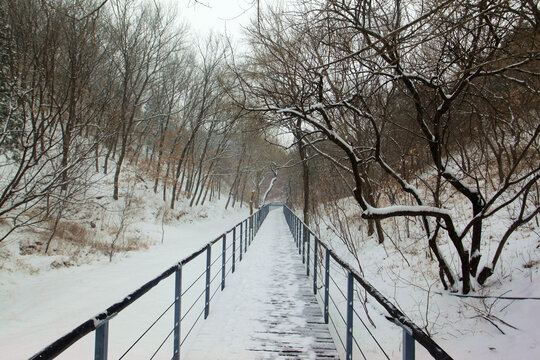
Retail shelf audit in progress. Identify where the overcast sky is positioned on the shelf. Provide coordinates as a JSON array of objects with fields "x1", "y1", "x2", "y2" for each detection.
[{"x1": 174, "y1": 0, "x2": 260, "y2": 40}]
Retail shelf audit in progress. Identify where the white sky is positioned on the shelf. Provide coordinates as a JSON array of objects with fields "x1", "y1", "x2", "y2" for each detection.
[{"x1": 174, "y1": 0, "x2": 261, "y2": 40}]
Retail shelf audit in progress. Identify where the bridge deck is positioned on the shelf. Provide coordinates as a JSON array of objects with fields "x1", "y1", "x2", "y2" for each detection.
[{"x1": 184, "y1": 208, "x2": 339, "y2": 359}]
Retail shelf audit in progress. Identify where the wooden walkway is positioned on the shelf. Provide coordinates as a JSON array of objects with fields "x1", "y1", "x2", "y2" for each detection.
[{"x1": 184, "y1": 209, "x2": 339, "y2": 359}]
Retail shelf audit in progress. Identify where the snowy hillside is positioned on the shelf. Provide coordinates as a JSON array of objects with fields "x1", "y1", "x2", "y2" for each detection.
[
  {"x1": 0, "y1": 178, "x2": 538, "y2": 359},
  {"x1": 310, "y1": 195, "x2": 539, "y2": 359},
  {"x1": 0, "y1": 164, "x2": 250, "y2": 359}
]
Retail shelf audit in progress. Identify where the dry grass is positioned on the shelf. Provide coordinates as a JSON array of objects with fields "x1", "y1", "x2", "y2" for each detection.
[
  {"x1": 523, "y1": 259, "x2": 540, "y2": 269},
  {"x1": 18, "y1": 217, "x2": 148, "y2": 267},
  {"x1": 57, "y1": 221, "x2": 89, "y2": 245}
]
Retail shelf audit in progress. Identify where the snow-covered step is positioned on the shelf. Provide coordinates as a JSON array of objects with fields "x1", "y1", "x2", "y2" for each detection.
[{"x1": 183, "y1": 208, "x2": 339, "y2": 359}]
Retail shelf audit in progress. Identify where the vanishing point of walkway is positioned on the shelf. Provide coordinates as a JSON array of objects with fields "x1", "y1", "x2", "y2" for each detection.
[{"x1": 184, "y1": 208, "x2": 339, "y2": 359}]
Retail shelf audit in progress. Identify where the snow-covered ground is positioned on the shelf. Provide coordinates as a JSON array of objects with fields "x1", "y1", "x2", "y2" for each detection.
[
  {"x1": 1, "y1": 198, "x2": 538, "y2": 359},
  {"x1": 0, "y1": 194, "x2": 248, "y2": 359},
  {"x1": 310, "y1": 197, "x2": 540, "y2": 359},
  {"x1": 1, "y1": 164, "x2": 538, "y2": 359}
]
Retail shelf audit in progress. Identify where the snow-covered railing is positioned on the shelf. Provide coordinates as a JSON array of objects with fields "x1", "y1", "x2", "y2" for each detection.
[
  {"x1": 30, "y1": 205, "x2": 270, "y2": 360},
  {"x1": 283, "y1": 205, "x2": 453, "y2": 360}
]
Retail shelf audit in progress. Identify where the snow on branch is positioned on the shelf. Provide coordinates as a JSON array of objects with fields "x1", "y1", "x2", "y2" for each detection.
[{"x1": 363, "y1": 205, "x2": 452, "y2": 219}]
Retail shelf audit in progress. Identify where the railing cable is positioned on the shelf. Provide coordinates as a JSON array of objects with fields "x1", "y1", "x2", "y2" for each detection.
[
  {"x1": 225, "y1": 252, "x2": 234, "y2": 266},
  {"x1": 210, "y1": 252, "x2": 221, "y2": 267},
  {"x1": 180, "y1": 307, "x2": 206, "y2": 347},
  {"x1": 118, "y1": 300, "x2": 176, "y2": 359},
  {"x1": 225, "y1": 266, "x2": 233, "y2": 278},
  {"x1": 310, "y1": 241, "x2": 391, "y2": 359},
  {"x1": 298, "y1": 222, "x2": 391, "y2": 360},
  {"x1": 209, "y1": 266, "x2": 221, "y2": 285},
  {"x1": 210, "y1": 280, "x2": 222, "y2": 302},
  {"x1": 182, "y1": 268, "x2": 207, "y2": 297},
  {"x1": 149, "y1": 327, "x2": 175, "y2": 360},
  {"x1": 352, "y1": 333, "x2": 368, "y2": 360},
  {"x1": 181, "y1": 288, "x2": 206, "y2": 322},
  {"x1": 328, "y1": 292, "x2": 347, "y2": 326},
  {"x1": 328, "y1": 312, "x2": 346, "y2": 352},
  {"x1": 352, "y1": 306, "x2": 391, "y2": 359},
  {"x1": 329, "y1": 272, "x2": 348, "y2": 301}
]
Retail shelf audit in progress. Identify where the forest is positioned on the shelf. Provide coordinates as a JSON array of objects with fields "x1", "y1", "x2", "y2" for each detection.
[
  {"x1": 237, "y1": 0, "x2": 539, "y2": 295},
  {"x1": 0, "y1": 0, "x2": 538, "y2": 298},
  {"x1": 0, "y1": 0, "x2": 293, "y2": 258}
]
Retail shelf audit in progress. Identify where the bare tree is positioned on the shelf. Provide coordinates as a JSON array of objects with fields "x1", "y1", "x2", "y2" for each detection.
[
  {"x1": 0, "y1": 0, "x2": 109, "y2": 242},
  {"x1": 107, "y1": 0, "x2": 180, "y2": 200},
  {"x1": 238, "y1": 0, "x2": 540, "y2": 293}
]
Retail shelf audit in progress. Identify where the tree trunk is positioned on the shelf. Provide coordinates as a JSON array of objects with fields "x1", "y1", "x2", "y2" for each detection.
[
  {"x1": 113, "y1": 147, "x2": 125, "y2": 200},
  {"x1": 375, "y1": 220, "x2": 384, "y2": 244},
  {"x1": 225, "y1": 177, "x2": 237, "y2": 209},
  {"x1": 295, "y1": 119, "x2": 310, "y2": 225},
  {"x1": 190, "y1": 126, "x2": 214, "y2": 207},
  {"x1": 153, "y1": 114, "x2": 170, "y2": 193},
  {"x1": 249, "y1": 190, "x2": 255, "y2": 215},
  {"x1": 239, "y1": 176, "x2": 246, "y2": 208},
  {"x1": 94, "y1": 144, "x2": 99, "y2": 173},
  {"x1": 469, "y1": 202, "x2": 484, "y2": 276},
  {"x1": 113, "y1": 117, "x2": 132, "y2": 201},
  {"x1": 201, "y1": 177, "x2": 213, "y2": 205},
  {"x1": 170, "y1": 141, "x2": 193, "y2": 209}
]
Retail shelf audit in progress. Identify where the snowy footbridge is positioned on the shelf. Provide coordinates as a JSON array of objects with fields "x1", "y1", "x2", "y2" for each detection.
[{"x1": 30, "y1": 205, "x2": 453, "y2": 360}]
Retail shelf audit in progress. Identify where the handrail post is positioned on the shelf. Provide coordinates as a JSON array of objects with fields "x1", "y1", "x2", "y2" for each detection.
[
  {"x1": 292, "y1": 217, "x2": 294, "y2": 243},
  {"x1": 302, "y1": 225, "x2": 306, "y2": 263},
  {"x1": 293, "y1": 217, "x2": 295, "y2": 241},
  {"x1": 94, "y1": 321, "x2": 108, "y2": 360},
  {"x1": 204, "y1": 245, "x2": 211, "y2": 319},
  {"x1": 249, "y1": 216, "x2": 252, "y2": 245},
  {"x1": 403, "y1": 329, "x2": 415, "y2": 360},
  {"x1": 295, "y1": 218, "x2": 298, "y2": 246},
  {"x1": 296, "y1": 219, "x2": 299, "y2": 247},
  {"x1": 298, "y1": 221, "x2": 302, "y2": 255},
  {"x1": 306, "y1": 231, "x2": 310, "y2": 276},
  {"x1": 239, "y1": 222, "x2": 243, "y2": 260},
  {"x1": 244, "y1": 219, "x2": 247, "y2": 251},
  {"x1": 313, "y1": 236, "x2": 318, "y2": 294},
  {"x1": 324, "y1": 248, "x2": 330, "y2": 324},
  {"x1": 346, "y1": 271, "x2": 354, "y2": 360},
  {"x1": 294, "y1": 217, "x2": 300, "y2": 248},
  {"x1": 221, "y1": 234, "x2": 226, "y2": 290},
  {"x1": 173, "y1": 266, "x2": 182, "y2": 360},
  {"x1": 232, "y1": 227, "x2": 236, "y2": 272},
  {"x1": 294, "y1": 218, "x2": 297, "y2": 246}
]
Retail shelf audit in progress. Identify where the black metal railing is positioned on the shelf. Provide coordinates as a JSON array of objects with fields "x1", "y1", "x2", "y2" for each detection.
[
  {"x1": 30, "y1": 205, "x2": 270, "y2": 360},
  {"x1": 283, "y1": 205, "x2": 453, "y2": 360}
]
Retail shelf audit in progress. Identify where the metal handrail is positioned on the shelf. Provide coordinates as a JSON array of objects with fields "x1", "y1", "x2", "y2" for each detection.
[
  {"x1": 282, "y1": 205, "x2": 453, "y2": 360},
  {"x1": 30, "y1": 205, "x2": 270, "y2": 360}
]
